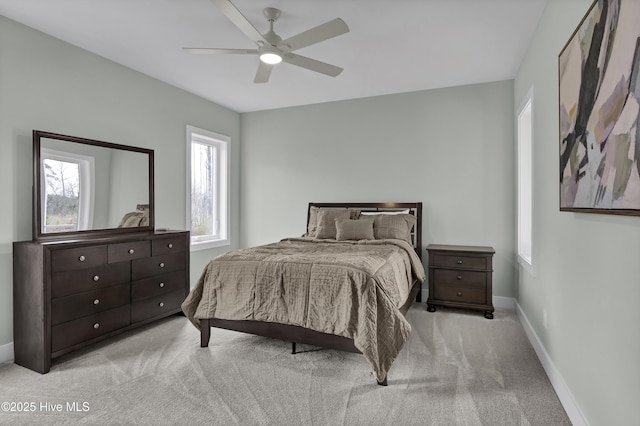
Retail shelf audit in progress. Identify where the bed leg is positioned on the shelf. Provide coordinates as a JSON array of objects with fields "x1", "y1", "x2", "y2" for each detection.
[
  {"x1": 291, "y1": 342, "x2": 296, "y2": 354},
  {"x1": 200, "y1": 319, "x2": 211, "y2": 347},
  {"x1": 377, "y1": 376, "x2": 388, "y2": 386}
]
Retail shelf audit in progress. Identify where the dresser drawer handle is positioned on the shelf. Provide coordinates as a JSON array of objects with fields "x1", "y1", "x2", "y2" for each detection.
[
  {"x1": 128, "y1": 248, "x2": 135, "y2": 254},
  {"x1": 457, "y1": 275, "x2": 462, "y2": 280},
  {"x1": 93, "y1": 323, "x2": 100, "y2": 329},
  {"x1": 93, "y1": 299, "x2": 100, "y2": 305},
  {"x1": 159, "y1": 282, "x2": 165, "y2": 288},
  {"x1": 78, "y1": 255, "x2": 86, "y2": 262},
  {"x1": 167, "y1": 243, "x2": 173, "y2": 249},
  {"x1": 457, "y1": 259, "x2": 463, "y2": 264},
  {"x1": 93, "y1": 275, "x2": 100, "y2": 282},
  {"x1": 159, "y1": 302, "x2": 165, "y2": 308},
  {"x1": 457, "y1": 291, "x2": 463, "y2": 297},
  {"x1": 159, "y1": 262, "x2": 165, "y2": 268}
]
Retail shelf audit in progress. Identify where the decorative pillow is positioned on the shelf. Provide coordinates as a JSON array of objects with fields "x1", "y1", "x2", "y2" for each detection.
[
  {"x1": 335, "y1": 218, "x2": 375, "y2": 241},
  {"x1": 315, "y1": 209, "x2": 351, "y2": 239},
  {"x1": 371, "y1": 214, "x2": 416, "y2": 244},
  {"x1": 118, "y1": 212, "x2": 145, "y2": 228},
  {"x1": 307, "y1": 207, "x2": 361, "y2": 236}
]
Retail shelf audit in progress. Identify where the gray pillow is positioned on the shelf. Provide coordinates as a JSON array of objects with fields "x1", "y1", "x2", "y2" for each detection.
[
  {"x1": 335, "y1": 218, "x2": 375, "y2": 241},
  {"x1": 371, "y1": 214, "x2": 416, "y2": 244},
  {"x1": 315, "y1": 209, "x2": 351, "y2": 239},
  {"x1": 307, "y1": 207, "x2": 361, "y2": 237}
]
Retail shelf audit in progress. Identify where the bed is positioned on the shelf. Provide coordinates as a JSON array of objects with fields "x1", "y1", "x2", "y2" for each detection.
[{"x1": 181, "y1": 202, "x2": 425, "y2": 385}]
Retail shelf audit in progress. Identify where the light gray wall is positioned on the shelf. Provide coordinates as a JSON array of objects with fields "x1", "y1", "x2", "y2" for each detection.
[
  {"x1": 240, "y1": 80, "x2": 516, "y2": 299},
  {"x1": 514, "y1": 0, "x2": 640, "y2": 424},
  {"x1": 0, "y1": 16, "x2": 241, "y2": 346}
]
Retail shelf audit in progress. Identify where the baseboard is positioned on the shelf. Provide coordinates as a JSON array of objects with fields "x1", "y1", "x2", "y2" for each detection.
[
  {"x1": 0, "y1": 341, "x2": 14, "y2": 364},
  {"x1": 515, "y1": 301, "x2": 589, "y2": 426}
]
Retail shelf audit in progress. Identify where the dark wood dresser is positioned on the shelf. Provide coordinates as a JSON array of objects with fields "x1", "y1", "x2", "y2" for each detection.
[
  {"x1": 426, "y1": 244, "x2": 495, "y2": 319},
  {"x1": 13, "y1": 230, "x2": 189, "y2": 373}
]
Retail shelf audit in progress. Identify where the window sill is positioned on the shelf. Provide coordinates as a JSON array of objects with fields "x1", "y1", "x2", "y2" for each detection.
[{"x1": 190, "y1": 238, "x2": 230, "y2": 251}]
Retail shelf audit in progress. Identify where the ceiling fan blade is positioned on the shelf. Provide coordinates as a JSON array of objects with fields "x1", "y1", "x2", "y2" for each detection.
[
  {"x1": 183, "y1": 48, "x2": 257, "y2": 55},
  {"x1": 210, "y1": 0, "x2": 270, "y2": 46},
  {"x1": 281, "y1": 18, "x2": 349, "y2": 51},
  {"x1": 282, "y1": 53, "x2": 343, "y2": 77},
  {"x1": 254, "y1": 62, "x2": 273, "y2": 83}
]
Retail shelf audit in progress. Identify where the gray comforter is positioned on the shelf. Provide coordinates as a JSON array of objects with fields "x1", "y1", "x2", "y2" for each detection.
[{"x1": 182, "y1": 237, "x2": 426, "y2": 382}]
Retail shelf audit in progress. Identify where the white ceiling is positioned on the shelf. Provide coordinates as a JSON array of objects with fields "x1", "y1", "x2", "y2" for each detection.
[{"x1": 0, "y1": 0, "x2": 547, "y2": 113}]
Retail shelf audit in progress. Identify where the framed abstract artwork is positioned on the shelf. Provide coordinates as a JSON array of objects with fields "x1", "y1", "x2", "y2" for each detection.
[{"x1": 559, "y1": 0, "x2": 640, "y2": 215}]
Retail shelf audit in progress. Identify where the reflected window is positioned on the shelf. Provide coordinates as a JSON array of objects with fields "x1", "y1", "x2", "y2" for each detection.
[{"x1": 41, "y1": 149, "x2": 94, "y2": 233}]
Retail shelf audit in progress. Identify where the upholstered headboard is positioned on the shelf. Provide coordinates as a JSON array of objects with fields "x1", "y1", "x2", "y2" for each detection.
[{"x1": 307, "y1": 202, "x2": 423, "y2": 260}]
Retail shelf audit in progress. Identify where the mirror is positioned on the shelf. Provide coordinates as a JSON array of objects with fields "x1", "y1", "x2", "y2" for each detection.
[{"x1": 33, "y1": 130, "x2": 154, "y2": 240}]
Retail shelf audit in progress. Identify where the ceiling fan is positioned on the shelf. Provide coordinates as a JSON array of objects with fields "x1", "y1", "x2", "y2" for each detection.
[{"x1": 183, "y1": 0, "x2": 350, "y2": 83}]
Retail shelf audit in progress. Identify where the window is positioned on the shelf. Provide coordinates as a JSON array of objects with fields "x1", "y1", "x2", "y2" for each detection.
[
  {"x1": 41, "y1": 149, "x2": 94, "y2": 233},
  {"x1": 186, "y1": 126, "x2": 230, "y2": 250},
  {"x1": 517, "y1": 88, "x2": 534, "y2": 273}
]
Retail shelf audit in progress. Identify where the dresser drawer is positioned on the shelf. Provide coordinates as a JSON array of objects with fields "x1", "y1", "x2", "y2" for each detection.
[
  {"x1": 51, "y1": 245, "x2": 107, "y2": 271},
  {"x1": 132, "y1": 252, "x2": 185, "y2": 280},
  {"x1": 432, "y1": 254, "x2": 487, "y2": 270},
  {"x1": 432, "y1": 283, "x2": 486, "y2": 305},
  {"x1": 152, "y1": 235, "x2": 187, "y2": 256},
  {"x1": 51, "y1": 261, "x2": 130, "y2": 299},
  {"x1": 51, "y1": 283, "x2": 130, "y2": 325},
  {"x1": 132, "y1": 270, "x2": 185, "y2": 302},
  {"x1": 51, "y1": 305, "x2": 131, "y2": 353},
  {"x1": 108, "y1": 240, "x2": 151, "y2": 263},
  {"x1": 131, "y1": 289, "x2": 185, "y2": 323},
  {"x1": 433, "y1": 269, "x2": 487, "y2": 287}
]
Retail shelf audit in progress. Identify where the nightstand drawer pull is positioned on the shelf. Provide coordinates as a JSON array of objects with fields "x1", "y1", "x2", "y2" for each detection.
[
  {"x1": 457, "y1": 292, "x2": 462, "y2": 297},
  {"x1": 79, "y1": 255, "x2": 86, "y2": 262},
  {"x1": 168, "y1": 243, "x2": 173, "y2": 249},
  {"x1": 159, "y1": 282, "x2": 165, "y2": 288},
  {"x1": 93, "y1": 323, "x2": 100, "y2": 329},
  {"x1": 128, "y1": 248, "x2": 135, "y2": 254},
  {"x1": 93, "y1": 275, "x2": 100, "y2": 282},
  {"x1": 159, "y1": 302, "x2": 165, "y2": 308},
  {"x1": 457, "y1": 259, "x2": 463, "y2": 264},
  {"x1": 457, "y1": 275, "x2": 462, "y2": 280},
  {"x1": 93, "y1": 299, "x2": 100, "y2": 305},
  {"x1": 159, "y1": 262, "x2": 165, "y2": 268}
]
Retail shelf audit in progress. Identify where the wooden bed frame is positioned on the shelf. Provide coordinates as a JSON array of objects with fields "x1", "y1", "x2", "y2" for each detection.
[{"x1": 199, "y1": 202, "x2": 423, "y2": 386}]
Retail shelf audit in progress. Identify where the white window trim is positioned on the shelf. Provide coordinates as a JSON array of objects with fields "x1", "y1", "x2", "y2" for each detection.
[
  {"x1": 186, "y1": 125, "x2": 230, "y2": 251},
  {"x1": 41, "y1": 148, "x2": 95, "y2": 233},
  {"x1": 516, "y1": 87, "x2": 535, "y2": 275}
]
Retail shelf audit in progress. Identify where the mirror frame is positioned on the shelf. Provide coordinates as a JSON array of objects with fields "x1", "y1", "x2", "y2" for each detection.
[{"x1": 33, "y1": 130, "x2": 155, "y2": 241}]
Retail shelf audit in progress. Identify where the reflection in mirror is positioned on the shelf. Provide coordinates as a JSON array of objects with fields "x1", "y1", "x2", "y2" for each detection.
[{"x1": 34, "y1": 131, "x2": 154, "y2": 239}]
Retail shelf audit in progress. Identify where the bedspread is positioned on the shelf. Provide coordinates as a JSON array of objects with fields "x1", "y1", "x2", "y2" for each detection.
[{"x1": 181, "y1": 237, "x2": 426, "y2": 383}]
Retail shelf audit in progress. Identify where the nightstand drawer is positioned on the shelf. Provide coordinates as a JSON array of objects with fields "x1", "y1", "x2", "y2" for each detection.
[
  {"x1": 433, "y1": 283, "x2": 486, "y2": 305},
  {"x1": 433, "y1": 269, "x2": 486, "y2": 287},
  {"x1": 432, "y1": 254, "x2": 487, "y2": 270}
]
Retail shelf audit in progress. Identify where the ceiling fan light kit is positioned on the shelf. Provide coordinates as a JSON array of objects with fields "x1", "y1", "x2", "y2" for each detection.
[
  {"x1": 183, "y1": 0, "x2": 349, "y2": 83},
  {"x1": 259, "y1": 49, "x2": 282, "y2": 65}
]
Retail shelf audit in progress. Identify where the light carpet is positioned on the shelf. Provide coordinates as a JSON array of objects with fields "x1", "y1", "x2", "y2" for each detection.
[{"x1": 0, "y1": 305, "x2": 571, "y2": 425}]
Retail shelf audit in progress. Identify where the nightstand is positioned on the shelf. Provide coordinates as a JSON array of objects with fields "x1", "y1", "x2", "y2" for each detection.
[{"x1": 426, "y1": 244, "x2": 495, "y2": 319}]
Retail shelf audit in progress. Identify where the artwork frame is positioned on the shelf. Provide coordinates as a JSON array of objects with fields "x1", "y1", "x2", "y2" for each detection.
[{"x1": 559, "y1": 0, "x2": 640, "y2": 215}]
